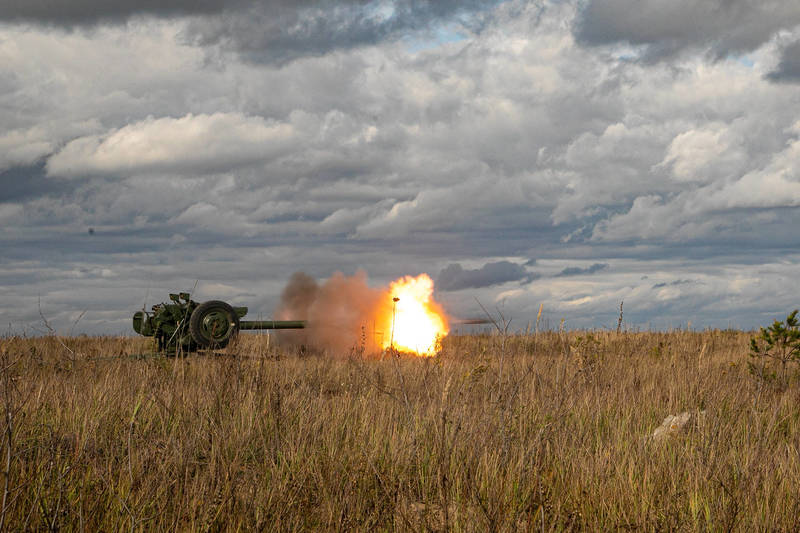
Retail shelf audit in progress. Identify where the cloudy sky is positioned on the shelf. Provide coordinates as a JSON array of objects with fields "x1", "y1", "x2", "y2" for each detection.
[{"x1": 2, "y1": 0, "x2": 800, "y2": 335}]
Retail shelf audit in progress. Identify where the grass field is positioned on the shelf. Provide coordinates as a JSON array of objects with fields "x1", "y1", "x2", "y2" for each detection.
[{"x1": 1, "y1": 329, "x2": 799, "y2": 531}]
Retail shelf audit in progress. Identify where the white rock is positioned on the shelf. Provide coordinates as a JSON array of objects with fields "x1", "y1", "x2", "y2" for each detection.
[{"x1": 651, "y1": 410, "x2": 705, "y2": 441}]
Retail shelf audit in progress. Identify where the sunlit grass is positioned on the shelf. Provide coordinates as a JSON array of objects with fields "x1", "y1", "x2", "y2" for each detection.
[{"x1": 1, "y1": 329, "x2": 798, "y2": 530}]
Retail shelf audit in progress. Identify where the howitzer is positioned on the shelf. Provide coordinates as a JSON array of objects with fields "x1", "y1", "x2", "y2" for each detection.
[{"x1": 133, "y1": 292, "x2": 305, "y2": 354}]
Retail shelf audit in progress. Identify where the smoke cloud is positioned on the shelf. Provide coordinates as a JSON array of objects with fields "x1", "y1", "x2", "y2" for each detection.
[{"x1": 274, "y1": 270, "x2": 393, "y2": 355}]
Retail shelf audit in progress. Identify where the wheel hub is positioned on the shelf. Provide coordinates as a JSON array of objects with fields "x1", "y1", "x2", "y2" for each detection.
[{"x1": 201, "y1": 310, "x2": 233, "y2": 340}]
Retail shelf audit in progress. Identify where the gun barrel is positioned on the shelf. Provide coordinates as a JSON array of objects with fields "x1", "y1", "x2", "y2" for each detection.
[
  {"x1": 452, "y1": 318, "x2": 491, "y2": 325},
  {"x1": 239, "y1": 320, "x2": 306, "y2": 331}
]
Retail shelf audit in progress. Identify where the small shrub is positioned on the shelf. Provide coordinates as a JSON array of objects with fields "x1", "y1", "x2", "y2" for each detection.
[{"x1": 749, "y1": 310, "x2": 800, "y2": 387}]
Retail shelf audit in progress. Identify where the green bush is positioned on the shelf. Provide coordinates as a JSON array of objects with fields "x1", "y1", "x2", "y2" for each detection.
[{"x1": 749, "y1": 310, "x2": 800, "y2": 387}]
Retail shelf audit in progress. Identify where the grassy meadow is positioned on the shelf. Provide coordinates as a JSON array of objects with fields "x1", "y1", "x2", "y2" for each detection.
[{"x1": 1, "y1": 328, "x2": 799, "y2": 531}]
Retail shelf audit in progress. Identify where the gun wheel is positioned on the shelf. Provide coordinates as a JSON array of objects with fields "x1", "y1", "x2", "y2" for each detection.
[{"x1": 189, "y1": 300, "x2": 240, "y2": 348}]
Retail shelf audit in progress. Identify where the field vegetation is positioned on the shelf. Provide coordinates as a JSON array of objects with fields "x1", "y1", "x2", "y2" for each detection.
[{"x1": 1, "y1": 327, "x2": 799, "y2": 531}]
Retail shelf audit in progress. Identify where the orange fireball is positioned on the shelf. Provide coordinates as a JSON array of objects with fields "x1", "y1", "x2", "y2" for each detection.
[{"x1": 381, "y1": 273, "x2": 448, "y2": 355}]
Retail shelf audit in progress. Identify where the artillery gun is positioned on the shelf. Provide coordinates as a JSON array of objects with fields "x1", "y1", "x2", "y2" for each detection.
[{"x1": 132, "y1": 292, "x2": 304, "y2": 354}]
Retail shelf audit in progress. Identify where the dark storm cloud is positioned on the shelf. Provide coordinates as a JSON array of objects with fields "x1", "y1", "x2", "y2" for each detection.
[
  {"x1": 0, "y1": 0, "x2": 239, "y2": 24},
  {"x1": 0, "y1": 0, "x2": 501, "y2": 65},
  {"x1": 437, "y1": 261, "x2": 537, "y2": 291},
  {"x1": 0, "y1": 163, "x2": 74, "y2": 202},
  {"x1": 767, "y1": 39, "x2": 800, "y2": 82},
  {"x1": 574, "y1": 0, "x2": 800, "y2": 60},
  {"x1": 186, "y1": 0, "x2": 500, "y2": 64},
  {"x1": 652, "y1": 279, "x2": 694, "y2": 289},
  {"x1": 556, "y1": 263, "x2": 608, "y2": 277}
]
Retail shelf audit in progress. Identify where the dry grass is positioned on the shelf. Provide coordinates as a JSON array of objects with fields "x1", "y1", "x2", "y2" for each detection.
[{"x1": 1, "y1": 329, "x2": 799, "y2": 531}]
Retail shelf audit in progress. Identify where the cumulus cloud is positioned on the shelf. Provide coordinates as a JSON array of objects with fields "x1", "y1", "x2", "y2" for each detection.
[
  {"x1": 591, "y1": 127, "x2": 800, "y2": 242},
  {"x1": 657, "y1": 124, "x2": 745, "y2": 183},
  {"x1": 4, "y1": 0, "x2": 800, "y2": 334},
  {"x1": 574, "y1": 0, "x2": 800, "y2": 60},
  {"x1": 46, "y1": 113, "x2": 298, "y2": 178},
  {"x1": 437, "y1": 261, "x2": 536, "y2": 291},
  {"x1": 0, "y1": 126, "x2": 54, "y2": 171}
]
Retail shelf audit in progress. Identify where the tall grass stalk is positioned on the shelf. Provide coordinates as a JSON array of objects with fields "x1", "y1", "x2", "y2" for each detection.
[{"x1": 0, "y1": 329, "x2": 798, "y2": 530}]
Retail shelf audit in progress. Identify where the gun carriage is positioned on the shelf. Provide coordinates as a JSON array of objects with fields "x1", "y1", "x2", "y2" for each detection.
[{"x1": 133, "y1": 292, "x2": 304, "y2": 354}]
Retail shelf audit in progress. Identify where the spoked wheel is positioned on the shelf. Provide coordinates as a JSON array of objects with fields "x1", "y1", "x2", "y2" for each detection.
[{"x1": 189, "y1": 300, "x2": 240, "y2": 348}]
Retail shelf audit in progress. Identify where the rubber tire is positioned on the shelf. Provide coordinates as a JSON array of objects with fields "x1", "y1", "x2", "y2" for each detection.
[{"x1": 189, "y1": 300, "x2": 240, "y2": 348}]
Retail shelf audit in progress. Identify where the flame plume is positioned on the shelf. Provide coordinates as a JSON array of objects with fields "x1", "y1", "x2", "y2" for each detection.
[
  {"x1": 276, "y1": 271, "x2": 449, "y2": 356},
  {"x1": 383, "y1": 273, "x2": 449, "y2": 355}
]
